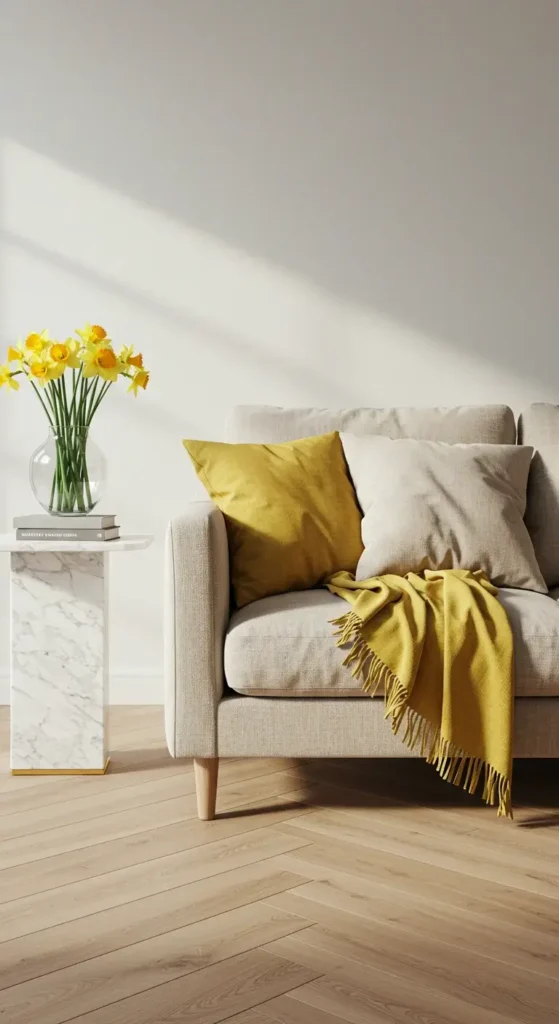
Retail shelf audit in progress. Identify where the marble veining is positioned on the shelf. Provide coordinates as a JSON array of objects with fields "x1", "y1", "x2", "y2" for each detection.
[{"x1": 10, "y1": 551, "x2": 108, "y2": 770}]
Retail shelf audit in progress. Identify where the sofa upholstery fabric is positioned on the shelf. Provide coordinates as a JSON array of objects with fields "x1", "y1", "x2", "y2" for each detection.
[
  {"x1": 228, "y1": 404, "x2": 516, "y2": 445},
  {"x1": 217, "y1": 695, "x2": 559, "y2": 758},
  {"x1": 225, "y1": 587, "x2": 559, "y2": 699},
  {"x1": 164, "y1": 503, "x2": 229, "y2": 757}
]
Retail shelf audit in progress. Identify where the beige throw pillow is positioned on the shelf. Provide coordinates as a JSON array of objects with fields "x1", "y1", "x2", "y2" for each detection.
[{"x1": 341, "y1": 434, "x2": 546, "y2": 593}]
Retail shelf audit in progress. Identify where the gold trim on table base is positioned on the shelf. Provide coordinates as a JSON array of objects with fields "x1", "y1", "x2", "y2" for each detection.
[{"x1": 11, "y1": 758, "x2": 110, "y2": 776}]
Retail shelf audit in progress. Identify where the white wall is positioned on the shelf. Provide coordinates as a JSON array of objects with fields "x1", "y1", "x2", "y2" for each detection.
[{"x1": 1, "y1": 0, "x2": 558, "y2": 702}]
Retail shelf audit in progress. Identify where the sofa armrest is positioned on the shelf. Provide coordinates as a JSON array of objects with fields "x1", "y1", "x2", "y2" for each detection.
[{"x1": 164, "y1": 502, "x2": 230, "y2": 757}]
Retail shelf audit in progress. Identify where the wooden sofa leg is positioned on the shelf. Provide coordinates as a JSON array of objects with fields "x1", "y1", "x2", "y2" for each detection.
[{"x1": 194, "y1": 757, "x2": 219, "y2": 820}]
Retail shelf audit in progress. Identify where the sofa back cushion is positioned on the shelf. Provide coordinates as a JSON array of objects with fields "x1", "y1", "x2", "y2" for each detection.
[
  {"x1": 518, "y1": 403, "x2": 559, "y2": 445},
  {"x1": 525, "y1": 448, "x2": 559, "y2": 587},
  {"x1": 518, "y1": 405, "x2": 559, "y2": 588},
  {"x1": 228, "y1": 404, "x2": 516, "y2": 445}
]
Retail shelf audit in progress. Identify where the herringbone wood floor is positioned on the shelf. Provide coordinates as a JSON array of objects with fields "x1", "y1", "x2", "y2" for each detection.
[{"x1": 1, "y1": 707, "x2": 559, "y2": 1023}]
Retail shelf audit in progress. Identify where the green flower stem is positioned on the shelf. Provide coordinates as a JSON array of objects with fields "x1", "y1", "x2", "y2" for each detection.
[
  {"x1": 51, "y1": 383, "x2": 71, "y2": 511},
  {"x1": 68, "y1": 380, "x2": 88, "y2": 512},
  {"x1": 85, "y1": 377, "x2": 99, "y2": 424},
  {"x1": 81, "y1": 376, "x2": 90, "y2": 422},
  {"x1": 29, "y1": 365, "x2": 114, "y2": 514},
  {"x1": 54, "y1": 439, "x2": 65, "y2": 513},
  {"x1": 87, "y1": 380, "x2": 112, "y2": 423},
  {"x1": 44, "y1": 379, "x2": 74, "y2": 512},
  {"x1": 57, "y1": 379, "x2": 79, "y2": 510},
  {"x1": 80, "y1": 432, "x2": 93, "y2": 508},
  {"x1": 49, "y1": 447, "x2": 57, "y2": 510},
  {"x1": 68, "y1": 365, "x2": 83, "y2": 425},
  {"x1": 70, "y1": 377, "x2": 91, "y2": 510}
]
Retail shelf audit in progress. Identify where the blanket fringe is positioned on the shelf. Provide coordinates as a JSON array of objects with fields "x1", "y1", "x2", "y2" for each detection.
[{"x1": 331, "y1": 611, "x2": 512, "y2": 818}]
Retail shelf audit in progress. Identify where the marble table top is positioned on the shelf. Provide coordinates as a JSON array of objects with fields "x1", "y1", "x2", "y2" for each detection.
[{"x1": 0, "y1": 534, "x2": 153, "y2": 553}]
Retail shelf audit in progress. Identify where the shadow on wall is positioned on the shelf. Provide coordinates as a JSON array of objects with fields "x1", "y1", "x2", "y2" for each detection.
[{"x1": 1, "y1": 0, "x2": 559, "y2": 394}]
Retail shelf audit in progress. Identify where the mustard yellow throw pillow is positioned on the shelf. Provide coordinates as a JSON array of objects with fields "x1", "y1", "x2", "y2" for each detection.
[{"x1": 183, "y1": 431, "x2": 363, "y2": 608}]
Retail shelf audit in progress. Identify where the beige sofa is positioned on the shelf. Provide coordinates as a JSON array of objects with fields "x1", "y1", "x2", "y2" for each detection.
[{"x1": 165, "y1": 403, "x2": 559, "y2": 819}]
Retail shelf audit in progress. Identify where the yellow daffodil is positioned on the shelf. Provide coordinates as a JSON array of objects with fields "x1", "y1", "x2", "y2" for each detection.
[
  {"x1": 119, "y1": 345, "x2": 144, "y2": 370},
  {"x1": 0, "y1": 365, "x2": 20, "y2": 391},
  {"x1": 25, "y1": 350, "x2": 64, "y2": 384},
  {"x1": 47, "y1": 361, "x2": 66, "y2": 381},
  {"x1": 81, "y1": 343, "x2": 123, "y2": 382},
  {"x1": 2, "y1": 323, "x2": 150, "y2": 419},
  {"x1": 28, "y1": 360, "x2": 52, "y2": 385},
  {"x1": 49, "y1": 339, "x2": 80, "y2": 370},
  {"x1": 25, "y1": 330, "x2": 50, "y2": 353},
  {"x1": 7, "y1": 331, "x2": 50, "y2": 365},
  {"x1": 76, "y1": 323, "x2": 109, "y2": 345},
  {"x1": 128, "y1": 369, "x2": 149, "y2": 395}
]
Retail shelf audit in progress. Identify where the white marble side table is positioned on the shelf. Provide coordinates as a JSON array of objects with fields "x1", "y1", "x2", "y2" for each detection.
[{"x1": 1, "y1": 534, "x2": 153, "y2": 775}]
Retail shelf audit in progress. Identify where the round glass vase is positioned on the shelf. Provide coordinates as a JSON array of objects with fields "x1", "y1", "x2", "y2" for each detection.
[{"x1": 30, "y1": 427, "x2": 107, "y2": 515}]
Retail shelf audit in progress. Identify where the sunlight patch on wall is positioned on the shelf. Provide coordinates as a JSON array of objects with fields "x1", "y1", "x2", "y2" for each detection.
[{"x1": 2, "y1": 139, "x2": 547, "y2": 417}]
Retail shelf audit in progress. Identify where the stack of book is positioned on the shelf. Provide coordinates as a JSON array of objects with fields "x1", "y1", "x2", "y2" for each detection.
[{"x1": 14, "y1": 515, "x2": 120, "y2": 542}]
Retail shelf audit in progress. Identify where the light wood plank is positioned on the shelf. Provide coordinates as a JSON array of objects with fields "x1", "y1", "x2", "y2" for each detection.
[
  {"x1": 0, "y1": 759, "x2": 187, "y2": 814},
  {"x1": 0, "y1": 903, "x2": 313, "y2": 1024},
  {"x1": 0, "y1": 764, "x2": 76, "y2": 794},
  {"x1": 265, "y1": 836, "x2": 559, "y2": 938},
  {"x1": 0, "y1": 769, "x2": 305, "y2": 868},
  {"x1": 0, "y1": 761, "x2": 309, "y2": 839},
  {"x1": 264, "y1": 875, "x2": 559, "y2": 979},
  {"x1": 264, "y1": 937, "x2": 525, "y2": 1024},
  {"x1": 263, "y1": 908, "x2": 559, "y2": 1023},
  {"x1": 0, "y1": 826, "x2": 310, "y2": 943},
  {"x1": 0, "y1": 862, "x2": 308, "y2": 989},
  {"x1": 0, "y1": 791, "x2": 311, "y2": 903},
  {"x1": 259, "y1": 993, "x2": 350, "y2": 1023},
  {"x1": 0, "y1": 756, "x2": 305, "y2": 817},
  {"x1": 295, "y1": 762, "x2": 559, "y2": 856},
  {"x1": 223, "y1": 1012, "x2": 272, "y2": 1024},
  {"x1": 63, "y1": 949, "x2": 320, "y2": 1024},
  {"x1": 270, "y1": 807, "x2": 559, "y2": 899},
  {"x1": 0, "y1": 764, "x2": 197, "y2": 837}
]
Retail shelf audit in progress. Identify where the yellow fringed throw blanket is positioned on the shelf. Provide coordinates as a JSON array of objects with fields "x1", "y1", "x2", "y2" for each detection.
[{"x1": 327, "y1": 568, "x2": 514, "y2": 817}]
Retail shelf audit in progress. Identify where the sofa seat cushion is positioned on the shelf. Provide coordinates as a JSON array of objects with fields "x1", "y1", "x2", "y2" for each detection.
[{"x1": 224, "y1": 587, "x2": 559, "y2": 699}]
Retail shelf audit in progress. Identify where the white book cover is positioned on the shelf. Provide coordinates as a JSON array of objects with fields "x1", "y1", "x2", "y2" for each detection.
[
  {"x1": 16, "y1": 526, "x2": 121, "y2": 541},
  {"x1": 14, "y1": 514, "x2": 117, "y2": 529}
]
